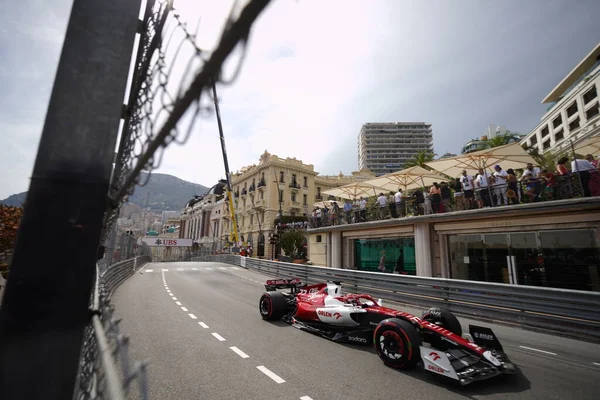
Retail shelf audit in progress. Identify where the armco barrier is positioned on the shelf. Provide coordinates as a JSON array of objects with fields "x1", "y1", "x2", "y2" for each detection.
[{"x1": 193, "y1": 255, "x2": 600, "y2": 342}]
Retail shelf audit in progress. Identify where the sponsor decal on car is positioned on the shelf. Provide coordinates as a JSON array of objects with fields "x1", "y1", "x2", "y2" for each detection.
[
  {"x1": 348, "y1": 336, "x2": 367, "y2": 343},
  {"x1": 333, "y1": 312, "x2": 342, "y2": 320},
  {"x1": 427, "y1": 364, "x2": 445, "y2": 373},
  {"x1": 473, "y1": 332, "x2": 495, "y2": 340},
  {"x1": 429, "y1": 351, "x2": 441, "y2": 361},
  {"x1": 318, "y1": 310, "x2": 332, "y2": 318}
]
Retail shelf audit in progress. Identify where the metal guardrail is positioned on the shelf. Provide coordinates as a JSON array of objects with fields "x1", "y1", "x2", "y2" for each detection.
[
  {"x1": 192, "y1": 255, "x2": 600, "y2": 342},
  {"x1": 75, "y1": 256, "x2": 151, "y2": 400}
]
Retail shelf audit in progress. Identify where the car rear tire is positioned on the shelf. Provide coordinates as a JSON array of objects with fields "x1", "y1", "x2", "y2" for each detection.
[
  {"x1": 373, "y1": 318, "x2": 422, "y2": 369},
  {"x1": 422, "y1": 307, "x2": 462, "y2": 337},
  {"x1": 259, "y1": 291, "x2": 286, "y2": 320}
]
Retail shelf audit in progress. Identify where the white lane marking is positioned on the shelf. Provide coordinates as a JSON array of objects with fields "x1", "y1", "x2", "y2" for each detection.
[
  {"x1": 169, "y1": 293, "x2": 174, "y2": 297},
  {"x1": 519, "y1": 346, "x2": 557, "y2": 356},
  {"x1": 593, "y1": 362, "x2": 600, "y2": 366},
  {"x1": 198, "y1": 322, "x2": 209, "y2": 328},
  {"x1": 256, "y1": 366, "x2": 285, "y2": 384},
  {"x1": 177, "y1": 268, "x2": 184, "y2": 271},
  {"x1": 145, "y1": 269, "x2": 153, "y2": 272},
  {"x1": 172, "y1": 297, "x2": 177, "y2": 300},
  {"x1": 219, "y1": 267, "x2": 226, "y2": 270},
  {"x1": 192, "y1": 268, "x2": 199, "y2": 271},
  {"x1": 181, "y1": 307, "x2": 189, "y2": 312},
  {"x1": 232, "y1": 267, "x2": 239, "y2": 270},
  {"x1": 212, "y1": 332, "x2": 226, "y2": 341},
  {"x1": 205, "y1": 267, "x2": 213, "y2": 270},
  {"x1": 188, "y1": 313, "x2": 197, "y2": 319},
  {"x1": 162, "y1": 269, "x2": 169, "y2": 271},
  {"x1": 166, "y1": 290, "x2": 171, "y2": 293},
  {"x1": 300, "y1": 397, "x2": 313, "y2": 400},
  {"x1": 175, "y1": 301, "x2": 182, "y2": 306},
  {"x1": 230, "y1": 346, "x2": 249, "y2": 358}
]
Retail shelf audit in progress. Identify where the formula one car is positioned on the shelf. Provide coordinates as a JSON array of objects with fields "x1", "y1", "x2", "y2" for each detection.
[{"x1": 259, "y1": 279, "x2": 517, "y2": 385}]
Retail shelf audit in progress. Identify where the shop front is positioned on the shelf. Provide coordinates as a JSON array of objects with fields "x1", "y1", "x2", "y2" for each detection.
[{"x1": 354, "y1": 238, "x2": 416, "y2": 274}]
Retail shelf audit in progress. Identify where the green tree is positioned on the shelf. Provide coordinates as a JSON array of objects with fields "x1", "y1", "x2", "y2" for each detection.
[
  {"x1": 280, "y1": 230, "x2": 305, "y2": 259},
  {"x1": 522, "y1": 145, "x2": 566, "y2": 172},
  {"x1": 404, "y1": 150, "x2": 436, "y2": 169},
  {"x1": 481, "y1": 132, "x2": 523, "y2": 149}
]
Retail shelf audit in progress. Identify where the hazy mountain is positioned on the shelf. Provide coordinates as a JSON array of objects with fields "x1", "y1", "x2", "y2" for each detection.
[{"x1": 0, "y1": 173, "x2": 209, "y2": 211}]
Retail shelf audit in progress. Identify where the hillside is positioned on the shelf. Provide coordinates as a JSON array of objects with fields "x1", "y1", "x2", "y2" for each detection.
[{"x1": 0, "y1": 172, "x2": 209, "y2": 212}]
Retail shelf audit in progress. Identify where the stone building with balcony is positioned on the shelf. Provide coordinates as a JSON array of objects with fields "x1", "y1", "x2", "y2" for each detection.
[{"x1": 221, "y1": 150, "x2": 375, "y2": 259}]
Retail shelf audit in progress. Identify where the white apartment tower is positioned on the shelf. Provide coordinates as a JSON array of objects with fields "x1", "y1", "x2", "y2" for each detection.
[{"x1": 358, "y1": 122, "x2": 433, "y2": 176}]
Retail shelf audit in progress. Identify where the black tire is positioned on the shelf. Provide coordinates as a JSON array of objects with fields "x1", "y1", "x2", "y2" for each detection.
[
  {"x1": 259, "y1": 291, "x2": 286, "y2": 320},
  {"x1": 422, "y1": 307, "x2": 462, "y2": 337},
  {"x1": 373, "y1": 318, "x2": 422, "y2": 369}
]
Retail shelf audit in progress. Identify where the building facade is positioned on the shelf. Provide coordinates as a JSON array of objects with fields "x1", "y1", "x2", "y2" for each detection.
[
  {"x1": 307, "y1": 197, "x2": 600, "y2": 292},
  {"x1": 358, "y1": 122, "x2": 433, "y2": 176},
  {"x1": 520, "y1": 43, "x2": 600, "y2": 155}
]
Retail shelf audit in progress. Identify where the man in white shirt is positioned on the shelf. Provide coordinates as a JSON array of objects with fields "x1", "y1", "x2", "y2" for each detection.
[
  {"x1": 394, "y1": 189, "x2": 404, "y2": 217},
  {"x1": 522, "y1": 163, "x2": 542, "y2": 200},
  {"x1": 377, "y1": 193, "x2": 388, "y2": 220},
  {"x1": 359, "y1": 197, "x2": 367, "y2": 222},
  {"x1": 571, "y1": 158, "x2": 595, "y2": 197},
  {"x1": 474, "y1": 168, "x2": 492, "y2": 207},
  {"x1": 460, "y1": 170, "x2": 475, "y2": 209},
  {"x1": 493, "y1": 165, "x2": 508, "y2": 206}
]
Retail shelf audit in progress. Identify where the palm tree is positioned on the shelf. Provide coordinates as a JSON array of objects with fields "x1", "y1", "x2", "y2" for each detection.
[
  {"x1": 405, "y1": 150, "x2": 436, "y2": 169},
  {"x1": 481, "y1": 131, "x2": 523, "y2": 149}
]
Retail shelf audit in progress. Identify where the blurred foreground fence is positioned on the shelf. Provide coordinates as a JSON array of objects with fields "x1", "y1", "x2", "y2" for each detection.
[
  {"x1": 75, "y1": 256, "x2": 152, "y2": 400},
  {"x1": 193, "y1": 255, "x2": 600, "y2": 342}
]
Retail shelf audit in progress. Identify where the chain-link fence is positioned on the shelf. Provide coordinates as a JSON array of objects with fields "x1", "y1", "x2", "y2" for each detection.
[{"x1": 74, "y1": 0, "x2": 272, "y2": 399}]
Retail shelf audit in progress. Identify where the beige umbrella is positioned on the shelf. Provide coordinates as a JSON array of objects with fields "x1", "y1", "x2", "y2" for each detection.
[
  {"x1": 313, "y1": 200, "x2": 338, "y2": 208},
  {"x1": 322, "y1": 181, "x2": 385, "y2": 200},
  {"x1": 573, "y1": 135, "x2": 600, "y2": 157},
  {"x1": 425, "y1": 142, "x2": 536, "y2": 177},
  {"x1": 365, "y1": 165, "x2": 449, "y2": 191}
]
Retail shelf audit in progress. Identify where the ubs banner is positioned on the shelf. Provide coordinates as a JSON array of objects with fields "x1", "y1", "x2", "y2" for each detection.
[{"x1": 141, "y1": 238, "x2": 193, "y2": 247}]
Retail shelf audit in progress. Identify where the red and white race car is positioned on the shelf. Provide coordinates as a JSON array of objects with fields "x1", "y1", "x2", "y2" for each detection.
[{"x1": 259, "y1": 279, "x2": 517, "y2": 385}]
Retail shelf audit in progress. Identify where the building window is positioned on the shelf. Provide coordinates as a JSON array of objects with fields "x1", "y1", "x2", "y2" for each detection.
[
  {"x1": 303, "y1": 176, "x2": 307, "y2": 187},
  {"x1": 583, "y1": 85, "x2": 597, "y2": 105},
  {"x1": 303, "y1": 194, "x2": 307, "y2": 205},
  {"x1": 316, "y1": 235, "x2": 322, "y2": 243},
  {"x1": 543, "y1": 140, "x2": 551, "y2": 150},
  {"x1": 279, "y1": 171, "x2": 284, "y2": 183},
  {"x1": 554, "y1": 129, "x2": 564, "y2": 142},
  {"x1": 585, "y1": 103, "x2": 599, "y2": 120},
  {"x1": 552, "y1": 114, "x2": 562, "y2": 129},
  {"x1": 291, "y1": 192, "x2": 296, "y2": 202},
  {"x1": 540, "y1": 126, "x2": 549, "y2": 139},
  {"x1": 569, "y1": 117, "x2": 580, "y2": 131},
  {"x1": 292, "y1": 174, "x2": 297, "y2": 185},
  {"x1": 566, "y1": 102, "x2": 578, "y2": 118}
]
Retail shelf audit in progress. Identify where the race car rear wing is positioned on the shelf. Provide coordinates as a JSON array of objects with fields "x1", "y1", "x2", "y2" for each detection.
[{"x1": 264, "y1": 278, "x2": 304, "y2": 292}]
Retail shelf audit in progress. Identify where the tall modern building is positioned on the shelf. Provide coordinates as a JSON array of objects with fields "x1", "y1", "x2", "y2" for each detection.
[{"x1": 358, "y1": 122, "x2": 433, "y2": 176}]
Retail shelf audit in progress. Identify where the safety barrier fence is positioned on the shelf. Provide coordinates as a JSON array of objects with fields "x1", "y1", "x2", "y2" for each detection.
[
  {"x1": 75, "y1": 256, "x2": 151, "y2": 400},
  {"x1": 192, "y1": 254, "x2": 600, "y2": 342}
]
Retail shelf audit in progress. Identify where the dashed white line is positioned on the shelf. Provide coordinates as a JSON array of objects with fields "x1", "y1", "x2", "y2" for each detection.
[
  {"x1": 172, "y1": 297, "x2": 177, "y2": 300},
  {"x1": 256, "y1": 366, "x2": 285, "y2": 384},
  {"x1": 175, "y1": 301, "x2": 182, "y2": 306},
  {"x1": 192, "y1": 268, "x2": 199, "y2": 271},
  {"x1": 219, "y1": 267, "x2": 226, "y2": 270},
  {"x1": 519, "y1": 346, "x2": 557, "y2": 356},
  {"x1": 181, "y1": 307, "x2": 189, "y2": 312},
  {"x1": 188, "y1": 313, "x2": 197, "y2": 319},
  {"x1": 169, "y1": 293, "x2": 174, "y2": 297},
  {"x1": 229, "y1": 346, "x2": 250, "y2": 358},
  {"x1": 593, "y1": 362, "x2": 600, "y2": 366},
  {"x1": 145, "y1": 269, "x2": 153, "y2": 272},
  {"x1": 166, "y1": 290, "x2": 171, "y2": 293},
  {"x1": 198, "y1": 322, "x2": 209, "y2": 328},
  {"x1": 205, "y1": 267, "x2": 213, "y2": 270},
  {"x1": 162, "y1": 268, "x2": 169, "y2": 271},
  {"x1": 232, "y1": 267, "x2": 239, "y2": 270},
  {"x1": 300, "y1": 397, "x2": 313, "y2": 400},
  {"x1": 177, "y1": 268, "x2": 184, "y2": 271},
  {"x1": 212, "y1": 332, "x2": 226, "y2": 341}
]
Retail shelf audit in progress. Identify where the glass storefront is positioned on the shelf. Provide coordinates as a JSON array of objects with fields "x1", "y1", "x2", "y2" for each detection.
[
  {"x1": 354, "y1": 238, "x2": 416, "y2": 275},
  {"x1": 448, "y1": 229, "x2": 600, "y2": 291}
]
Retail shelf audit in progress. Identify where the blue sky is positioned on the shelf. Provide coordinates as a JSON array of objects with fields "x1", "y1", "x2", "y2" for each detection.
[{"x1": 1, "y1": 0, "x2": 600, "y2": 199}]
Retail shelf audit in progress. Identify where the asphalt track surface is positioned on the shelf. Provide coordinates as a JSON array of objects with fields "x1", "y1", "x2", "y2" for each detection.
[{"x1": 113, "y1": 262, "x2": 600, "y2": 400}]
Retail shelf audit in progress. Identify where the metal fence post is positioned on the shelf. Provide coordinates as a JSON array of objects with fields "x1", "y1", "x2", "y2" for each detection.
[{"x1": 0, "y1": 1, "x2": 141, "y2": 399}]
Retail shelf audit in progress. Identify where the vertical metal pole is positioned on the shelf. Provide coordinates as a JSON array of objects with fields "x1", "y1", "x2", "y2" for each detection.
[
  {"x1": 211, "y1": 80, "x2": 240, "y2": 244},
  {"x1": 0, "y1": 1, "x2": 141, "y2": 399}
]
